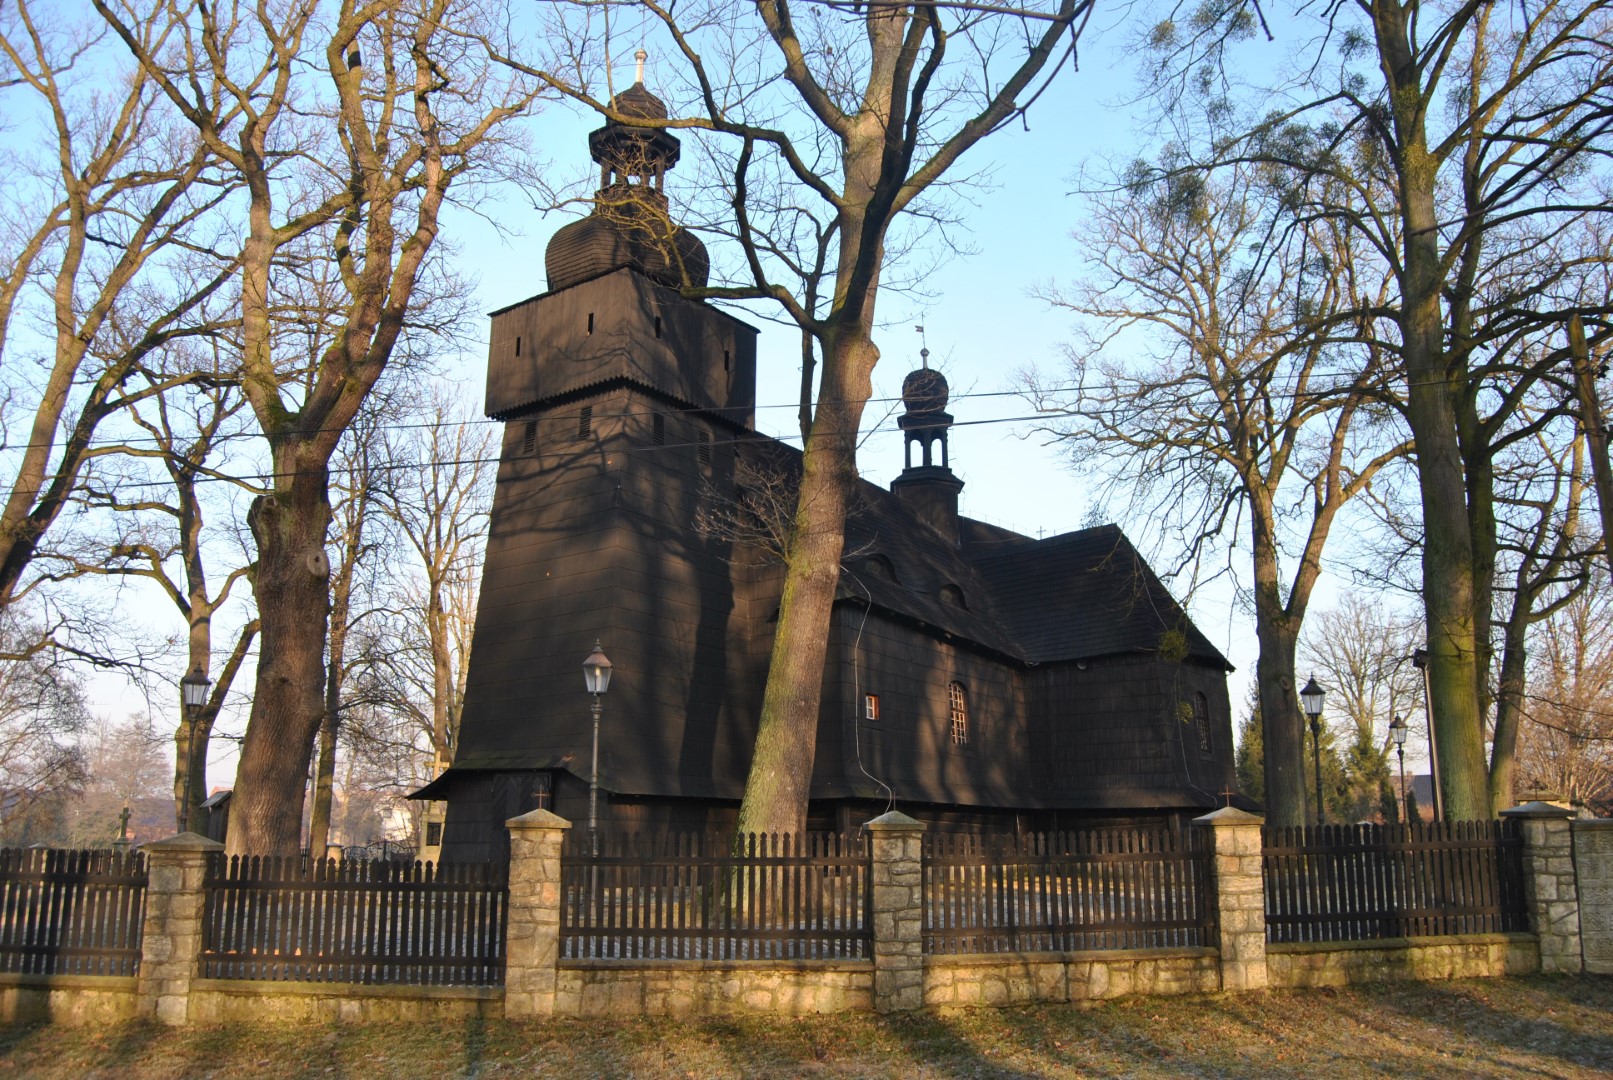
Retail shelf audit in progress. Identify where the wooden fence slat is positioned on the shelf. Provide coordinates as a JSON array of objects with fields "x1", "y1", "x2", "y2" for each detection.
[
  {"x1": 1260, "y1": 822, "x2": 1528, "y2": 944},
  {"x1": 0, "y1": 848, "x2": 148, "y2": 977}
]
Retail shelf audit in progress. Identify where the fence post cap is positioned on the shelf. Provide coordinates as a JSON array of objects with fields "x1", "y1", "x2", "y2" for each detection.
[
  {"x1": 864, "y1": 810, "x2": 925, "y2": 832},
  {"x1": 140, "y1": 831, "x2": 225, "y2": 853},
  {"x1": 1192, "y1": 807, "x2": 1264, "y2": 826},
  {"x1": 1499, "y1": 801, "x2": 1576, "y2": 819},
  {"x1": 506, "y1": 807, "x2": 573, "y2": 831}
]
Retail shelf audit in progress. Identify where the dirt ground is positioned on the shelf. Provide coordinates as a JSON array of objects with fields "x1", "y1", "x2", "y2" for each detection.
[{"x1": 2, "y1": 975, "x2": 1611, "y2": 1079}]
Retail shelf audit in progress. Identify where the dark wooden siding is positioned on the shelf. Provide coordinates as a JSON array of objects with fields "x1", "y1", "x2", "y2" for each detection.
[
  {"x1": 1028, "y1": 655, "x2": 1233, "y2": 808},
  {"x1": 822, "y1": 607, "x2": 1029, "y2": 808},
  {"x1": 485, "y1": 268, "x2": 757, "y2": 423}
]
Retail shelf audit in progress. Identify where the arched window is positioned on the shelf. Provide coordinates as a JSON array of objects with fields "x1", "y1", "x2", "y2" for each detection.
[
  {"x1": 948, "y1": 681, "x2": 969, "y2": 746},
  {"x1": 1193, "y1": 692, "x2": 1212, "y2": 755}
]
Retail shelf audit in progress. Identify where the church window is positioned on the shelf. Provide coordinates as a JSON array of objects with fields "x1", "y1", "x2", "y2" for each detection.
[
  {"x1": 724, "y1": 349, "x2": 731, "y2": 372},
  {"x1": 515, "y1": 335, "x2": 521, "y2": 356},
  {"x1": 948, "y1": 681, "x2": 969, "y2": 746},
  {"x1": 864, "y1": 694, "x2": 880, "y2": 722},
  {"x1": 587, "y1": 312, "x2": 594, "y2": 334},
  {"x1": 697, "y1": 430, "x2": 712, "y2": 467},
  {"x1": 653, "y1": 412, "x2": 666, "y2": 446},
  {"x1": 654, "y1": 315, "x2": 663, "y2": 339},
  {"x1": 1193, "y1": 692, "x2": 1212, "y2": 756},
  {"x1": 425, "y1": 821, "x2": 442, "y2": 847},
  {"x1": 578, "y1": 405, "x2": 593, "y2": 439},
  {"x1": 522, "y1": 421, "x2": 536, "y2": 455}
]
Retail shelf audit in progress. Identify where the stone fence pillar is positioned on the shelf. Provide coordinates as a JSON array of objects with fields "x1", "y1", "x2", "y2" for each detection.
[
  {"x1": 1573, "y1": 819, "x2": 1613, "y2": 975},
  {"x1": 136, "y1": 832, "x2": 223, "y2": 1025},
  {"x1": 504, "y1": 808, "x2": 571, "y2": 1018},
  {"x1": 1193, "y1": 807, "x2": 1268, "y2": 991},
  {"x1": 1501, "y1": 802, "x2": 1582, "y2": 974},
  {"x1": 867, "y1": 811, "x2": 925, "y2": 1013}
]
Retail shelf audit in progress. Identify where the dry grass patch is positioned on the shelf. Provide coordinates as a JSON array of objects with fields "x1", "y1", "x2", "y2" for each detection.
[{"x1": 1, "y1": 976, "x2": 1609, "y2": 1078}]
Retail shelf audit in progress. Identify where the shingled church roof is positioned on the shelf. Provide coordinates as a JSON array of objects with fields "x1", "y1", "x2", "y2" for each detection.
[{"x1": 738, "y1": 437, "x2": 1231, "y2": 671}]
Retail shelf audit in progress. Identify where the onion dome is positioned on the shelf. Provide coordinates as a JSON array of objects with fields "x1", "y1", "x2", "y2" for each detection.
[
  {"x1": 901, "y1": 367, "x2": 950, "y2": 416},
  {"x1": 545, "y1": 54, "x2": 709, "y2": 292}
]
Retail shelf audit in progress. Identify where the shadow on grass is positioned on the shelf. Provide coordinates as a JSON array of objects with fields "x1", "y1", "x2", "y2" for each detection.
[{"x1": 1368, "y1": 975, "x2": 1613, "y2": 1075}]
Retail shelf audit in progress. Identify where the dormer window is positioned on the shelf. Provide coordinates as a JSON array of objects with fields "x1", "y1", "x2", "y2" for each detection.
[
  {"x1": 939, "y1": 584, "x2": 966, "y2": 608},
  {"x1": 862, "y1": 555, "x2": 897, "y2": 582}
]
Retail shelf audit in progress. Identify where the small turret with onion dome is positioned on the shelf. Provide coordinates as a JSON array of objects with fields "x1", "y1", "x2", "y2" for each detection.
[
  {"x1": 545, "y1": 50, "x2": 710, "y2": 292},
  {"x1": 891, "y1": 337, "x2": 965, "y2": 544},
  {"x1": 897, "y1": 345, "x2": 954, "y2": 470}
]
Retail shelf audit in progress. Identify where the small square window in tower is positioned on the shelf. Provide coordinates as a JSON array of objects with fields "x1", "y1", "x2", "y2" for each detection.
[
  {"x1": 653, "y1": 412, "x2": 666, "y2": 446},
  {"x1": 1193, "y1": 692, "x2": 1212, "y2": 756},
  {"x1": 948, "y1": 681, "x2": 969, "y2": 746},
  {"x1": 522, "y1": 421, "x2": 537, "y2": 455},
  {"x1": 578, "y1": 405, "x2": 593, "y2": 439},
  {"x1": 697, "y1": 430, "x2": 712, "y2": 468}
]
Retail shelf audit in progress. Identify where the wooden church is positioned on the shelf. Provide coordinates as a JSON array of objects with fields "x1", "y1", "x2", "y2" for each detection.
[{"x1": 415, "y1": 76, "x2": 1239, "y2": 861}]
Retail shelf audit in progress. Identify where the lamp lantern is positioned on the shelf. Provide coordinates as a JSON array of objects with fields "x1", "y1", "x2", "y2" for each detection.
[
  {"x1": 582, "y1": 641, "x2": 613, "y2": 695},
  {"x1": 1299, "y1": 676, "x2": 1326, "y2": 827},
  {"x1": 181, "y1": 667, "x2": 212, "y2": 712}
]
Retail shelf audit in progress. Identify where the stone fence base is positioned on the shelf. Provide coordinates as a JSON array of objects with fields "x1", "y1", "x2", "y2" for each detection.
[
  {"x1": 556, "y1": 960, "x2": 872, "y2": 1016},
  {"x1": 0, "y1": 974, "x2": 139, "y2": 1027},
  {"x1": 924, "y1": 948, "x2": 1220, "y2": 1008},
  {"x1": 1267, "y1": 933, "x2": 1539, "y2": 989}
]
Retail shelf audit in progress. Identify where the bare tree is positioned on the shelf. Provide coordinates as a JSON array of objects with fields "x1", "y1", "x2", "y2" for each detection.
[
  {"x1": 0, "y1": 625, "x2": 91, "y2": 843},
  {"x1": 1518, "y1": 573, "x2": 1613, "y2": 813},
  {"x1": 1030, "y1": 154, "x2": 1406, "y2": 825},
  {"x1": 0, "y1": 0, "x2": 234, "y2": 637},
  {"x1": 98, "y1": 0, "x2": 544, "y2": 854},
  {"x1": 50, "y1": 372, "x2": 260, "y2": 831},
  {"x1": 308, "y1": 405, "x2": 390, "y2": 857},
  {"x1": 1156, "y1": 0, "x2": 1613, "y2": 818},
  {"x1": 375, "y1": 390, "x2": 493, "y2": 768},
  {"x1": 507, "y1": 0, "x2": 1092, "y2": 835}
]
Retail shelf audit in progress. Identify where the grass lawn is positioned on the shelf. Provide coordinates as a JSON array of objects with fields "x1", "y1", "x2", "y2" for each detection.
[{"x1": 2, "y1": 976, "x2": 1610, "y2": 1078}]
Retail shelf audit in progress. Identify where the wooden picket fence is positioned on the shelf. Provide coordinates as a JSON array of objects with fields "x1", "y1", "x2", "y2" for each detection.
[
  {"x1": 922, "y1": 826, "x2": 1215, "y2": 955},
  {"x1": 0, "y1": 848, "x2": 147, "y2": 977},
  {"x1": 1262, "y1": 820, "x2": 1529, "y2": 943},
  {"x1": 560, "y1": 831, "x2": 872, "y2": 961},
  {"x1": 200, "y1": 855, "x2": 508, "y2": 985}
]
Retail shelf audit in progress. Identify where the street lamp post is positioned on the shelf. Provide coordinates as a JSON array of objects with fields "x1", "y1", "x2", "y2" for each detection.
[
  {"x1": 1389, "y1": 714, "x2": 1409, "y2": 825},
  {"x1": 1300, "y1": 676, "x2": 1327, "y2": 827},
  {"x1": 1410, "y1": 648, "x2": 1445, "y2": 821},
  {"x1": 179, "y1": 667, "x2": 212, "y2": 834},
  {"x1": 582, "y1": 640, "x2": 613, "y2": 856}
]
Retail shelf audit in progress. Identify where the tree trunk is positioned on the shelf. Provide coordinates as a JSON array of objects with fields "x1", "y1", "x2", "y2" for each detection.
[
  {"x1": 307, "y1": 711, "x2": 338, "y2": 856},
  {"x1": 229, "y1": 463, "x2": 333, "y2": 856},
  {"x1": 1377, "y1": 0, "x2": 1490, "y2": 820},
  {"x1": 172, "y1": 705, "x2": 215, "y2": 833},
  {"x1": 1488, "y1": 594, "x2": 1529, "y2": 815},
  {"x1": 734, "y1": 332, "x2": 877, "y2": 837},
  {"x1": 1255, "y1": 623, "x2": 1306, "y2": 827}
]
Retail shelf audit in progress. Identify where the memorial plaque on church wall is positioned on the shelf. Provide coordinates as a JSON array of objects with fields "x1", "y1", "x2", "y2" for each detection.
[{"x1": 1578, "y1": 820, "x2": 1613, "y2": 974}]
